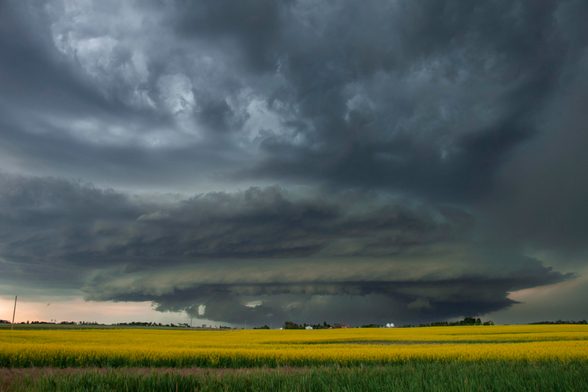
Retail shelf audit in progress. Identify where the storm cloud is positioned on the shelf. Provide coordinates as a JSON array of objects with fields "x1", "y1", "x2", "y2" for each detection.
[
  {"x1": 0, "y1": 174, "x2": 574, "y2": 325},
  {"x1": 0, "y1": 0, "x2": 587, "y2": 325}
]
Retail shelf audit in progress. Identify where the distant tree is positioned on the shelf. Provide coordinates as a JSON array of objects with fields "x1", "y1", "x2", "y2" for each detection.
[
  {"x1": 529, "y1": 320, "x2": 586, "y2": 325},
  {"x1": 284, "y1": 321, "x2": 302, "y2": 329},
  {"x1": 462, "y1": 317, "x2": 476, "y2": 325}
]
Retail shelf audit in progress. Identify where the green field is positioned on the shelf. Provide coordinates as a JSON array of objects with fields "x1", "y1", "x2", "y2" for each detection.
[{"x1": 2, "y1": 362, "x2": 588, "y2": 392}]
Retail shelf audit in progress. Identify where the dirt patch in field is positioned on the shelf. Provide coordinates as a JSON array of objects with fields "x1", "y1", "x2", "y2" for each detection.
[{"x1": 0, "y1": 366, "x2": 308, "y2": 390}]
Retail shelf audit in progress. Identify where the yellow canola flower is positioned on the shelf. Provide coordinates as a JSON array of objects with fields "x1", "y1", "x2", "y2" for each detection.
[{"x1": 1, "y1": 325, "x2": 587, "y2": 368}]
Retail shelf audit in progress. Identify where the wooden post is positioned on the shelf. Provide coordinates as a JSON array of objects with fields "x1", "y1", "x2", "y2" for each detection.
[{"x1": 11, "y1": 295, "x2": 17, "y2": 331}]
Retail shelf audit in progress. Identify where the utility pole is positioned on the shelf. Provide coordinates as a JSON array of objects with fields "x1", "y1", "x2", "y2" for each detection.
[{"x1": 11, "y1": 295, "x2": 17, "y2": 331}]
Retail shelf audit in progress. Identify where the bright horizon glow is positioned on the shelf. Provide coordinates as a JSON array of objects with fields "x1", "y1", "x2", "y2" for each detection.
[{"x1": 0, "y1": 297, "x2": 217, "y2": 326}]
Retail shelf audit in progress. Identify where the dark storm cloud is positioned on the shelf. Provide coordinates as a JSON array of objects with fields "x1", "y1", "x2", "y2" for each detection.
[
  {"x1": 245, "y1": 122, "x2": 534, "y2": 202},
  {"x1": 0, "y1": 0, "x2": 253, "y2": 189},
  {"x1": 170, "y1": 0, "x2": 293, "y2": 71},
  {"x1": 85, "y1": 259, "x2": 570, "y2": 325},
  {"x1": 0, "y1": 173, "x2": 461, "y2": 264},
  {"x1": 1, "y1": 0, "x2": 585, "y2": 203},
  {"x1": 233, "y1": 0, "x2": 570, "y2": 201},
  {"x1": 0, "y1": 174, "x2": 574, "y2": 324},
  {"x1": 0, "y1": 0, "x2": 587, "y2": 324},
  {"x1": 484, "y1": 48, "x2": 588, "y2": 257}
]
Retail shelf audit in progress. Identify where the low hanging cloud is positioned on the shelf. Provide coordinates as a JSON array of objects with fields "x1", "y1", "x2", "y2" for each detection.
[
  {"x1": 84, "y1": 256, "x2": 571, "y2": 325},
  {"x1": 0, "y1": 174, "x2": 573, "y2": 325}
]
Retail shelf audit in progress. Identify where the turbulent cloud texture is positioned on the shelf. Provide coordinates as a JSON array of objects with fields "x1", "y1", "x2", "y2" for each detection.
[
  {"x1": 0, "y1": 175, "x2": 575, "y2": 324},
  {"x1": 0, "y1": 0, "x2": 587, "y2": 325}
]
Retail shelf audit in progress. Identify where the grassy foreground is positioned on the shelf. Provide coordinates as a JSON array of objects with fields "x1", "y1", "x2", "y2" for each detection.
[{"x1": 4, "y1": 362, "x2": 588, "y2": 392}]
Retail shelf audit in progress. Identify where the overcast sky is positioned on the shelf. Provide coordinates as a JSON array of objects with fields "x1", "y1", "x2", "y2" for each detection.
[{"x1": 1, "y1": 0, "x2": 587, "y2": 327}]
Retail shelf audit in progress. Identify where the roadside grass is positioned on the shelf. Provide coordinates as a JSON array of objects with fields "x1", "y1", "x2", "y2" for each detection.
[{"x1": 4, "y1": 362, "x2": 588, "y2": 392}]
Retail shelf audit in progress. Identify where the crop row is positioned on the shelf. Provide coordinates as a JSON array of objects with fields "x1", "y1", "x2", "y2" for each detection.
[{"x1": 1, "y1": 340, "x2": 588, "y2": 368}]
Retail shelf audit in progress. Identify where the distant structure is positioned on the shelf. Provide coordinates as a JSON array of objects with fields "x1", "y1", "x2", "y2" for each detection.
[
  {"x1": 305, "y1": 326, "x2": 313, "y2": 330},
  {"x1": 386, "y1": 323, "x2": 395, "y2": 328},
  {"x1": 333, "y1": 324, "x2": 349, "y2": 329}
]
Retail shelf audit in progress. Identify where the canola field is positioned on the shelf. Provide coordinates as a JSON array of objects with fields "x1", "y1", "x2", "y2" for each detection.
[{"x1": 1, "y1": 325, "x2": 588, "y2": 368}]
